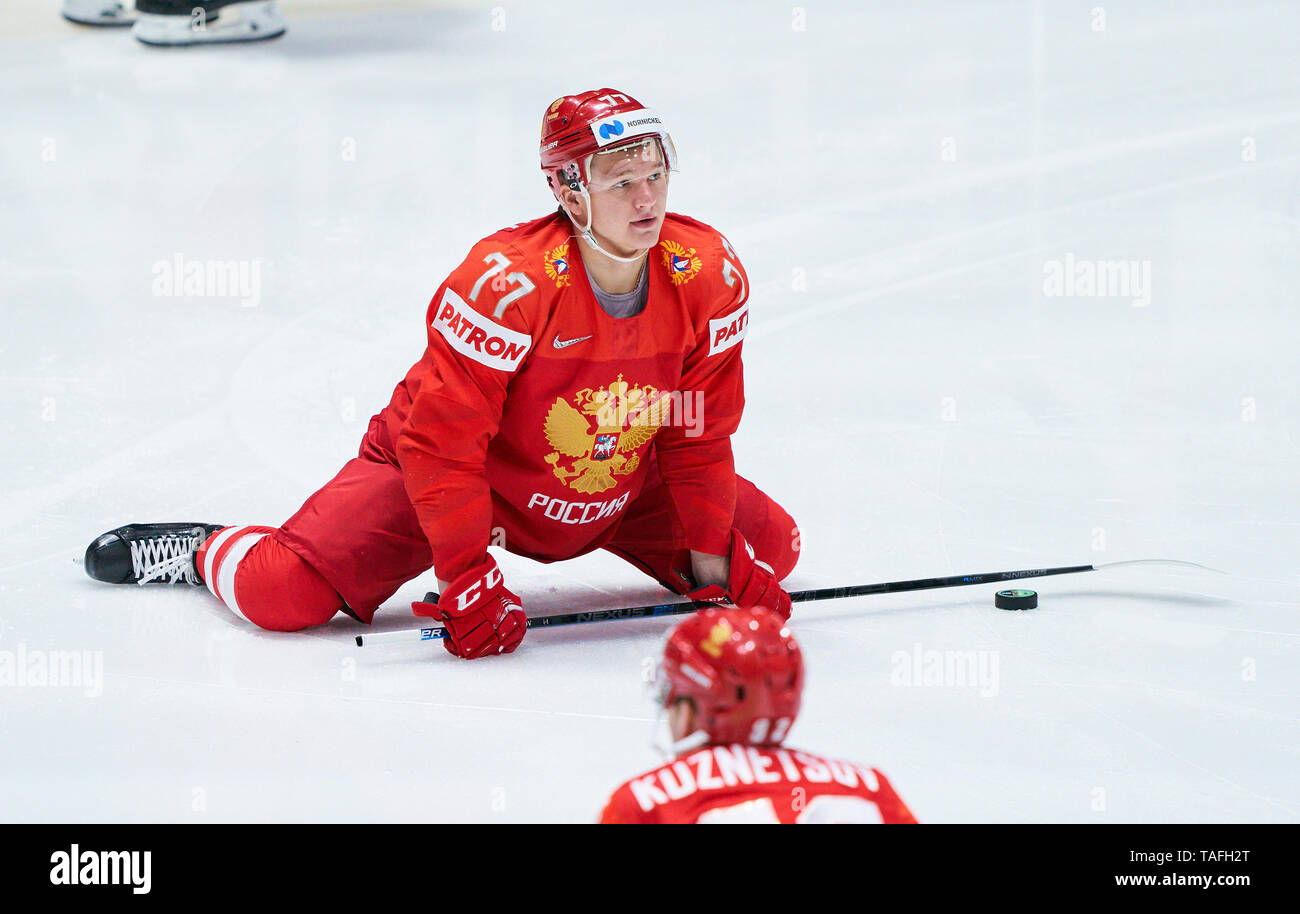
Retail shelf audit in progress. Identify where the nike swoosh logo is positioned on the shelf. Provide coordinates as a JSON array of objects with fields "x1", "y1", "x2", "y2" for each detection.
[{"x1": 552, "y1": 333, "x2": 593, "y2": 350}]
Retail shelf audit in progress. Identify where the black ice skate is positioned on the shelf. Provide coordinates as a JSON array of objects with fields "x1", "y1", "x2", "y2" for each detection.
[{"x1": 85, "y1": 523, "x2": 224, "y2": 586}]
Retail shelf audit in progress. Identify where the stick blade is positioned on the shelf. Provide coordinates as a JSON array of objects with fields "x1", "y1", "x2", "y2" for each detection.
[{"x1": 1096, "y1": 558, "x2": 1227, "y2": 574}]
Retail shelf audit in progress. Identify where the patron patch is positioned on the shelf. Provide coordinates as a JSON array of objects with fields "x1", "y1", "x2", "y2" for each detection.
[
  {"x1": 708, "y1": 302, "x2": 749, "y2": 356},
  {"x1": 433, "y1": 287, "x2": 532, "y2": 371}
]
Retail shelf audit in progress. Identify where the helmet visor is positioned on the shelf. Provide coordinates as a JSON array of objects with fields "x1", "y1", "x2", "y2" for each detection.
[{"x1": 584, "y1": 136, "x2": 676, "y2": 195}]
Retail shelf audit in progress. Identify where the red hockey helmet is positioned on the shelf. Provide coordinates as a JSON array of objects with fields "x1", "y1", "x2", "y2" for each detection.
[
  {"x1": 539, "y1": 88, "x2": 677, "y2": 199},
  {"x1": 660, "y1": 608, "x2": 804, "y2": 746}
]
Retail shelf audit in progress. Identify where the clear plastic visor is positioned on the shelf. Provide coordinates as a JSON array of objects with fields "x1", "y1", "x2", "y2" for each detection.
[{"x1": 584, "y1": 136, "x2": 676, "y2": 195}]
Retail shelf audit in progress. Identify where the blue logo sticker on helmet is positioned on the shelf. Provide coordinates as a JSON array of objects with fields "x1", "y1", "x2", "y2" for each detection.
[{"x1": 587, "y1": 108, "x2": 674, "y2": 167}]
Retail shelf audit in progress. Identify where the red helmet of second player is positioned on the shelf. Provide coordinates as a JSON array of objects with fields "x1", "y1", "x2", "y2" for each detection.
[
  {"x1": 660, "y1": 608, "x2": 804, "y2": 746},
  {"x1": 539, "y1": 89, "x2": 678, "y2": 198}
]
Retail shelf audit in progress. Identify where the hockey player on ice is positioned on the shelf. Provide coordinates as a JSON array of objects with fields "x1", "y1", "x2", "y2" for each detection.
[
  {"x1": 62, "y1": 0, "x2": 285, "y2": 45},
  {"x1": 84, "y1": 90, "x2": 800, "y2": 659},
  {"x1": 600, "y1": 608, "x2": 918, "y2": 823}
]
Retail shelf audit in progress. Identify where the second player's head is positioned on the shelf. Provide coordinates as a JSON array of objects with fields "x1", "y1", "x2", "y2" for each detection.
[
  {"x1": 539, "y1": 89, "x2": 676, "y2": 261},
  {"x1": 657, "y1": 608, "x2": 804, "y2": 751}
]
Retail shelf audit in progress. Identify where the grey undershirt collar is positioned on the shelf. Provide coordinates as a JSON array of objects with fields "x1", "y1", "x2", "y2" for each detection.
[{"x1": 587, "y1": 262, "x2": 649, "y2": 319}]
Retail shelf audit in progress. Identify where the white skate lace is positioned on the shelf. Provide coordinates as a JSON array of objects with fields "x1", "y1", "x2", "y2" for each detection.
[{"x1": 130, "y1": 528, "x2": 205, "y2": 585}]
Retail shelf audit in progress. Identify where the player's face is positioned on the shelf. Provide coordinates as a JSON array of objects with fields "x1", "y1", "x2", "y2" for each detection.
[{"x1": 585, "y1": 140, "x2": 669, "y2": 256}]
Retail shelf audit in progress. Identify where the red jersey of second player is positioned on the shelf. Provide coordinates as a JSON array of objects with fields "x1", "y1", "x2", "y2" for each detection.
[
  {"x1": 377, "y1": 210, "x2": 751, "y2": 581},
  {"x1": 599, "y1": 744, "x2": 919, "y2": 824}
]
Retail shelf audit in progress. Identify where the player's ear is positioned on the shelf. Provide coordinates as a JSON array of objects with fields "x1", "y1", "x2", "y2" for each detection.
[
  {"x1": 682, "y1": 698, "x2": 698, "y2": 734},
  {"x1": 558, "y1": 185, "x2": 586, "y2": 224},
  {"x1": 668, "y1": 697, "x2": 698, "y2": 739}
]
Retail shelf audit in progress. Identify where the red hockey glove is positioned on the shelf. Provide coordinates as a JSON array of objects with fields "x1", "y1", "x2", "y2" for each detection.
[
  {"x1": 676, "y1": 529, "x2": 793, "y2": 621},
  {"x1": 413, "y1": 556, "x2": 526, "y2": 659}
]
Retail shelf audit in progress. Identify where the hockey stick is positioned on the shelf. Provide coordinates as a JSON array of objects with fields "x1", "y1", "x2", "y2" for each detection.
[{"x1": 352, "y1": 558, "x2": 1220, "y2": 647}]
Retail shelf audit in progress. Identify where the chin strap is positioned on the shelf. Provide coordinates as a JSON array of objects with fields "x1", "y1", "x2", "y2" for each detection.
[
  {"x1": 671, "y1": 729, "x2": 711, "y2": 755},
  {"x1": 565, "y1": 191, "x2": 652, "y2": 265}
]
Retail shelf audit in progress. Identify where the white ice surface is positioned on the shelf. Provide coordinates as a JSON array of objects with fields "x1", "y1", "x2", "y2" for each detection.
[{"x1": 2, "y1": 0, "x2": 1298, "y2": 822}]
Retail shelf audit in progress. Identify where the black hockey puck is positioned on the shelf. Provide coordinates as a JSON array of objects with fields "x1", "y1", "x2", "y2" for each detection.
[{"x1": 995, "y1": 589, "x2": 1037, "y2": 610}]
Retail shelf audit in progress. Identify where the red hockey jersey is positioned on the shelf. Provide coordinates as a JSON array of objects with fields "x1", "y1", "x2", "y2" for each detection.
[
  {"x1": 379, "y1": 211, "x2": 751, "y2": 581},
  {"x1": 599, "y1": 744, "x2": 918, "y2": 824}
]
